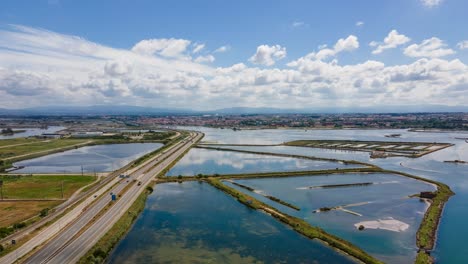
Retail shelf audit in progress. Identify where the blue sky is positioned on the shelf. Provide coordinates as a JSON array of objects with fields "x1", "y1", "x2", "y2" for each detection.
[{"x1": 0, "y1": 0, "x2": 467, "y2": 110}]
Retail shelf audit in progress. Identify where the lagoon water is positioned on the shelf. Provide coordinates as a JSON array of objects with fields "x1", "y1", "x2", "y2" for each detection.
[
  {"x1": 225, "y1": 173, "x2": 434, "y2": 263},
  {"x1": 176, "y1": 126, "x2": 468, "y2": 263},
  {"x1": 13, "y1": 143, "x2": 162, "y2": 173},
  {"x1": 108, "y1": 182, "x2": 356, "y2": 264},
  {"x1": 166, "y1": 147, "x2": 362, "y2": 176},
  {"x1": 0, "y1": 126, "x2": 64, "y2": 139},
  {"x1": 110, "y1": 127, "x2": 467, "y2": 263}
]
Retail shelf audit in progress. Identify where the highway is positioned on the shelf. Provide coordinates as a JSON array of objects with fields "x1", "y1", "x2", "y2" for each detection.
[{"x1": 0, "y1": 131, "x2": 202, "y2": 264}]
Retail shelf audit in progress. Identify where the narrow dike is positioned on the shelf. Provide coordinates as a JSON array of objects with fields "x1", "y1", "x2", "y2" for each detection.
[
  {"x1": 206, "y1": 178, "x2": 383, "y2": 264},
  {"x1": 78, "y1": 132, "x2": 203, "y2": 263},
  {"x1": 228, "y1": 181, "x2": 300, "y2": 211},
  {"x1": 304, "y1": 182, "x2": 373, "y2": 189}
]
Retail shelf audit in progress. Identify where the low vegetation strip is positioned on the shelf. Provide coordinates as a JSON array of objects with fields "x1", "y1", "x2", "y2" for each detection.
[
  {"x1": 168, "y1": 166, "x2": 451, "y2": 264},
  {"x1": 1, "y1": 139, "x2": 91, "y2": 161},
  {"x1": 206, "y1": 178, "x2": 383, "y2": 264},
  {"x1": 381, "y1": 170, "x2": 453, "y2": 264},
  {"x1": 78, "y1": 188, "x2": 152, "y2": 264},
  {"x1": 158, "y1": 133, "x2": 205, "y2": 177},
  {"x1": 0, "y1": 175, "x2": 95, "y2": 200},
  {"x1": 209, "y1": 167, "x2": 383, "y2": 180},
  {"x1": 306, "y1": 182, "x2": 373, "y2": 189},
  {"x1": 195, "y1": 145, "x2": 375, "y2": 168},
  {"x1": 198, "y1": 143, "x2": 282, "y2": 147},
  {"x1": 228, "y1": 181, "x2": 300, "y2": 211}
]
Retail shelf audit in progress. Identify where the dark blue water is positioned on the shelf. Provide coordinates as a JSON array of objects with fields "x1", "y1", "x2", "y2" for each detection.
[
  {"x1": 13, "y1": 143, "x2": 162, "y2": 173},
  {"x1": 166, "y1": 147, "x2": 362, "y2": 176},
  {"x1": 108, "y1": 182, "x2": 356, "y2": 264}
]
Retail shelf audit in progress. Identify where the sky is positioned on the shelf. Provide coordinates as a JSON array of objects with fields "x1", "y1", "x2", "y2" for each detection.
[{"x1": 0, "y1": 0, "x2": 467, "y2": 111}]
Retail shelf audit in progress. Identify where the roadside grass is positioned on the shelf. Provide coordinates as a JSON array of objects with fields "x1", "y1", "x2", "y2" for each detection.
[
  {"x1": 0, "y1": 175, "x2": 95, "y2": 199},
  {"x1": 78, "y1": 188, "x2": 152, "y2": 264},
  {"x1": 0, "y1": 138, "x2": 42, "y2": 147},
  {"x1": 0, "y1": 139, "x2": 90, "y2": 160},
  {"x1": 0, "y1": 201, "x2": 61, "y2": 229}
]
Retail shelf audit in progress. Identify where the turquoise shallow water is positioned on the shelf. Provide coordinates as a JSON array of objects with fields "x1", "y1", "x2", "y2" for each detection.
[
  {"x1": 226, "y1": 173, "x2": 434, "y2": 264},
  {"x1": 108, "y1": 182, "x2": 356, "y2": 264},
  {"x1": 108, "y1": 127, "x2": 467, "y2": 263},
  {"x1": 183, "y1": 127, "x2": 467, "y2": 263},
  {"x1": 13, "y1": 143, "x2": 163, "y2": 173},
  {"x1": 166, "y1": 147, "x2": 362, "y2": 176}
]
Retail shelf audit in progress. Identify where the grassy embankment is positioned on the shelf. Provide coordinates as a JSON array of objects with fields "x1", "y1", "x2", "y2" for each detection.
[
  {"x1": 229, "y1": 180, "x2": 300, "y2": 211},
  {"x1": 381, "y1": 170, "x2": 454, "y2": 264},
  {"x1": 157, "y1": 132, "x2": 205, "y2": 177},
  {"x1": 0, "y1": 175, "x2": 95, "y2": 241},
  {"x1": 70, "y1": 133, "x2": 451, "y2": 264},
  {"x1": 77, "y1": 132, "x2": 201, "y2": 262},
  {"x1": 78, "y1": 186, "x2": 153, "y2": 263},
  {"x1": 159, "y1": 167, "x2": 453, "y2": 264},
  {"x1": 206, "y1": 178, "x2": 383, "y2": 264},
  {"x1": 0, "y1": 132, "x2": 178, "y2": 172},
  {"x1": 195, "y1": 145, "x2": 375, "y2": 168},
  {"x1": 164, "y1": 167, "x2": 382, "y2": 180}
]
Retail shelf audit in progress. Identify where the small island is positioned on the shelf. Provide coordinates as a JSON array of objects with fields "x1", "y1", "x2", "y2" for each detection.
[
  {"x1": 443, "y1": 160, "x2": 467, "y2": 164},
  {"x1": 1, "y1": 128, "x2": 26, "y2": 135}
]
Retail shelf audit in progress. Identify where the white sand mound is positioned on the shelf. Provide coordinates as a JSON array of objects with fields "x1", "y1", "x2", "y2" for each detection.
[{"x1": 355, "y1": 218, "x2": 409, "y2": 232}]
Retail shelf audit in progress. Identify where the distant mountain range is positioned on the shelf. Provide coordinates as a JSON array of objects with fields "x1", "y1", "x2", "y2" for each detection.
[{"x1": 0, "y1": 105, "x2": 467, "y2": 116}]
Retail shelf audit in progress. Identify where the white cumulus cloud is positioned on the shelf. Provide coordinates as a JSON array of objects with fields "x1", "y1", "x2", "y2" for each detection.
[
  {"x1": 214, "y1": 45, "x2": 230, "y2": 53},
  {"x1": 420, "y1": 0, "x2": 443, "y2": 7},
  {"x1": 249, "y1": 45, "x2": 287, "y2": 66},
  {"x1": 194, "y1": 55, "x2": 215, "y2": 63},
  {"x1": 404, "y1": 37, "x2": 455, "y2": 58},
  {"x1": 457, "y1": 41, "x2": 468, "y2": 50},
  {"x1": 131, "y1": 38, "x2": 191, "y2": 58},
  {"x1": 292, "y1": 21, "x2": 306, "y2": 28},
  {"x1": 192, "y1": 43, "x2": 205, "y2": 53},
  {"x1": 371, "y1": 30, "x2": 411, "y2": 54},
  {"x1": 0, "y1": 25, "x2": 466, "y2": 110},
  {"x1": 301, "y1": 35, "x2": 359, "y2": 61}
]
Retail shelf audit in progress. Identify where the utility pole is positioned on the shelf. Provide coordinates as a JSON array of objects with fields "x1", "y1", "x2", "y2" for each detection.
[
  {"x1": 81, "y1": 165, "x2": 84, "y2": 177},
  {"x1": 0, "y1": 180, "x2": 3, "y2": 200}
]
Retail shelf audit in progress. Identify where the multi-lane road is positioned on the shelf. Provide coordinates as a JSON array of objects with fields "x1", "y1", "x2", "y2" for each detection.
[{"x1": 0, "y1": 131, "x2": 202, "y2": 264}]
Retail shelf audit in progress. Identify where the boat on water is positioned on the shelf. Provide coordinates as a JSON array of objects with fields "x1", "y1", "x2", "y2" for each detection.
[{"x1": 385, "y1": 133, "x2": 401, "y2": 138}]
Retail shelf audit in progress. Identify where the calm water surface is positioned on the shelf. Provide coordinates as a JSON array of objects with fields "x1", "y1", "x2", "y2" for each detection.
[
  {"x1": 226, "y1": 173, "x2": 434, "y2": 264},
  {"x1": 13, "y1": 143, "x2": 162, "y2": 173},
  {"x1": 0, "y1": 126, "x2": 64, "y2": 139},
  {"x1": 181, "y1": 127, "x2": 467, "y2": 263},
  {"x1": 166, "y1": 147, "x2": 361, "y2": 176},
  {"x1": 108, "y1": 182, "x2": 356, "y2": 264}
]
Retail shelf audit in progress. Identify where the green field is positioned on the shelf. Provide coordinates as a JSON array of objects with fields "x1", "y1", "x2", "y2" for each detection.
[
  {"x1": 0, "y1": 175, "x2": 96, "y2": 199},
  {"x1": 0, "y1": 175, "x2": 96, "y2": 235},
  {"x1": 0, "y1": 138, "x2": 43, "y2": 148},
  {"x1": 0, "y1": 139, "x2": 90, "y2": 160}
]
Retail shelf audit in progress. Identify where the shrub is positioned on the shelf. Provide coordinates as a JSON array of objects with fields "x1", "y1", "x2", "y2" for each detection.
[
  {"x1": 40, "y1": 208, "x2": 50, "y2": 217},
  {"x1": 13, "y1": 222, "x2": 26, "y2": 229}
]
